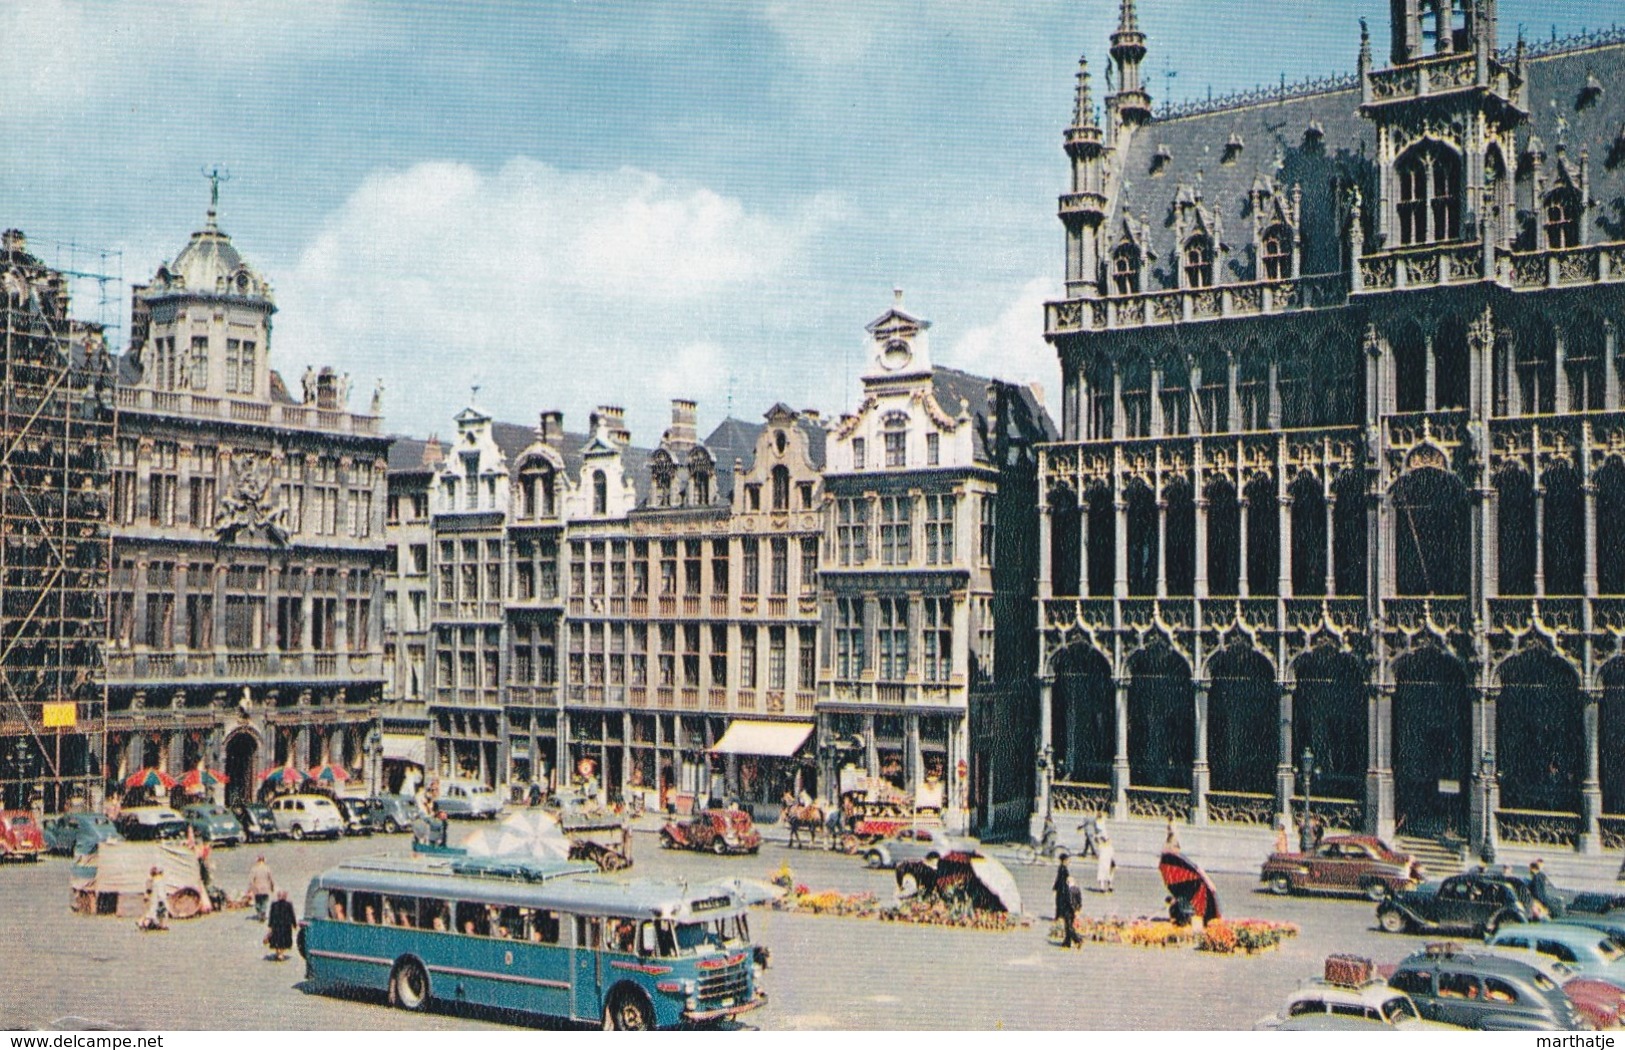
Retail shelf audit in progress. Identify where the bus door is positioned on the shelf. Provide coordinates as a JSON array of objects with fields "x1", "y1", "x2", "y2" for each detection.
[{"x1": 572, "y1": 915, "x2": 604, "y2": 1020}]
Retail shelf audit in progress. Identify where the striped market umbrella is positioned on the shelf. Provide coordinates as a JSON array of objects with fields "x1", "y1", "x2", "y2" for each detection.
[
  {"x1": 261, "y1": 764, "x2": 308, "y2": 788},
  {"x1": 181, "y1": 766, "x2": 228, "y2": 791},
  {"x1": 307, "y1": 763, "x2": 351, "y2": 784},
  {"x1": 123, "y1": 767, "x2": 177, "y2": 791}
]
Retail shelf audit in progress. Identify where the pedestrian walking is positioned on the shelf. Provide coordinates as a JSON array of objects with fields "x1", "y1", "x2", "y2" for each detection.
[
  {"x1": 1530, "y1": 859, "x2": 1566, "y2": 918},
  {"x1": 137, "y1": 866, "x2": 168, "y2": 931},
  {"x1": 431, "y1": 809, "x2": 449, "y2": 847},
  {"x1": 1076, "y1": 811, "x2": 1099, "y2": 858},
  {"x1": 246, "y1": 854, "x2": 275, "y2": 921},
  {"x1": 1095, "y1": 830, "x2": 1116, "y2": 893},
  {"x1": 1272, "y1": 819, "x2": 1290, "y2": 855},
  {"x1": 1053, "y1": 854, "x2": 1081, "y2": 948},
  {"x1": 265, "y1": 890, "x2": 297, "y2": 961},
  {"x1": 1164, "y1": 821, "x2": 1182, "y2": 852}
]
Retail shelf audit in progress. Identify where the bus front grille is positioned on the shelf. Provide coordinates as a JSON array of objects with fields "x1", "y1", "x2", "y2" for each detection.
[{"x1": 696, "y1": 962, "x2": 749, "y2": 1005}]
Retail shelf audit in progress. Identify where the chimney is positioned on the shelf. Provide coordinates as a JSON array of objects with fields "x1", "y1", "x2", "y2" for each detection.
[
  {"x1": 595, "y1": 405, "x2": 630, "y2": 447},
  {"x1": 538, "y1": 410, "x2": 564, "y2": 446},
  {"x1": 802, "y1": 408, "x2": 823, "y2": 424},
  {"x1": 421, "y1": 435, "x2": 445, "y2": 468},
  {"x1": 666, "y1": 399, "x2": 698, "y2": 448},
  {"x1": 2, "y1": 229, "x2": 26, "y2": 255}
]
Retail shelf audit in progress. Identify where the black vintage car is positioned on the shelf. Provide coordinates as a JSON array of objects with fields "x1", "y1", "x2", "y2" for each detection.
[
  {"x1": 232, "y1": 802, "x2": 282, "y2": 843},
  {"x1": 334, "y1": 797, "x2": 377, "y2": 836},
  {"x1": 362, "y1": 795, "x2": 416, "y2": 834},
  {"x1": 1386, "y1": 945, "x2": 1584, "y2": 1031},
  {"x1": 1377, "y1": 872, "x2": 1538, "y2": 938}
]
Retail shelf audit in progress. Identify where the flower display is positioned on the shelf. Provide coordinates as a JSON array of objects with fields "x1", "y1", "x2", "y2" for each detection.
[
  {"x1": 1044, "y1": 914, "x2": 1298, "y2": 955},
  {"x1": 761, "y1": 867, "x2": 1025, "y2": 931}
]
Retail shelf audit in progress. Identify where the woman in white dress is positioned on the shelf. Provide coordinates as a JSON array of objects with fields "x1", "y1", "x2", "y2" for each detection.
[{"x1": 1094, "y1": 820, "x2": 1115, "y2": 893}]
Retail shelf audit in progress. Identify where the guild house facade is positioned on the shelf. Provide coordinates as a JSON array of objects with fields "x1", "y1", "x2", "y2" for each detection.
[{"x1": 1037, "y1": 0, "x2": 1625, "y2": 855}]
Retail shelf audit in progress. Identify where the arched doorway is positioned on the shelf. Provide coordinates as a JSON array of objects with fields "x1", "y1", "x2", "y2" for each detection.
[
  {"x1": 1293, "y1": 647, "x2": 1369, "y2": 803},
  {"x1": 1496, "y1": 649, "x2": 1584, "y2": 814},
  {"x1": 1392, "y1": 466, "x2": 1469, "y2": 596},
  {"x1": 1207, "y1": 646, "x2": 1278, "y2": 795},
  {"x1": 1392, "y1": 646, "x2": 1472, "y2": 838},
  {"x1": 1128, "y1": 643, "x2": 1194, "y2": 790},
  {"x1": 224, "y1": 731, "x2": 259, "y2": 807},
  {"x1": 1051, "y1": 645, "x2": 1114, "y2": 785}
]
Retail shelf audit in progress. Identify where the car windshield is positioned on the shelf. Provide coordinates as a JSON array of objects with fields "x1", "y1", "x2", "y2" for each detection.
[
  {"x1": 1381, "y1": 997, "x2": 1420, "y2": 1023},
  {"x1": 1594, "y1": 939, "x2": 1624, "y2": 963},
  {"x1": 1531, "y1": 972, "x2": 1558, "y2": 992},
  {"x1": 656, "y1": 916, "x2": 749, "y2": 958}
]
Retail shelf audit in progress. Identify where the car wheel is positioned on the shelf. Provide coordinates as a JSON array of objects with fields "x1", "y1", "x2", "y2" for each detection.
[
  {"x1": 865, "y1": 850, "x2": 884, "y2": 869},
  {"x1": 389, "y1": 958, "x2": 431, "y2": 1012},
  {"x1": 385, "y1": 819, "x2": 400, "y2": 834},
  {"x1": 659, "y1": 831, "x2": 676, "y2": 850},
  {"x1": 1378, "y1": 907, "x2": 1409, "y2": 934},
  {"x1": 1363, "y1": 880, "x2": 1392, "y2": 903},
  {"x1": 712, "y1": 839, "x2": 729, "y2": 856},
  {"x1": 1268, "y1": 874, "x2": 1294, "y2": 896},
  {"x1": 289, "y1": 825, "x2": 304, "y2": 841},
  {"x1": 603, "y1": 988, "x2": 654, "y2": 1031}
]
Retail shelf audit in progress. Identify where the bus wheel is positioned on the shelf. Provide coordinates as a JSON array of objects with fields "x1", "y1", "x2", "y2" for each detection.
[
  {"x1": 389, "y1": 959, "x2": 431, "y2": 1012},
  {"x1": 603, "y1": 988, "x2": 653, "y2": 1031}
]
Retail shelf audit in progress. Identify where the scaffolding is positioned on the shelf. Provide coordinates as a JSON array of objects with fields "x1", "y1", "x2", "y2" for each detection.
[{"x1": 0, "y1": 229, "x2": 115, "y2": 812}]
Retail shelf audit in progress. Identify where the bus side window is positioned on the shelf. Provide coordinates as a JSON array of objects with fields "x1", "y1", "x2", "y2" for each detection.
[
  {"x1": 455, "y1": 901, "x2": 488, "y2": 937},
  {"x1": 326, "y1": 891, "x2": 348, "y2": 921},
  {"x1": 577, "y1": 916, "x2": 602, "y2": 950},
  {"x1": 353, "y1": 891, "x2": 382, "y2": 924},
  {"x1": 423, "y1": 899, "x2": 449, "y2": 932},
  {"x1": 529, "y1": 909, "x2": 560, "y2": 944},
  {"x1": 607, "y1": 918, "x2": 636, "y2": 953},
  {"x1": 388, "y1": 896, "x2": 418, "y2": 928},
  {"x1": 495, "y1": 906, "x2": 522, "y2": 939}
]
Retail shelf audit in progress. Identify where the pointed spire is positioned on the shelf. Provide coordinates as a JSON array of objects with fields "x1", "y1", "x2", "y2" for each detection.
[
  {"x1": 1073, "y1": 55, "x2": 1097, "y2": 128},
  {"x1": 1359, "y1": 17, "x2": 1372, "y2": 70},
  {"x1": 1117, "y1": 0, "x2": 1138, "y2": 34}
]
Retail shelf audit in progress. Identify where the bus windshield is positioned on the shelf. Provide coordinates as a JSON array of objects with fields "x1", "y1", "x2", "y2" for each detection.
[{"x1": 653, "y1": 915, "x2": 749, "y2": 957}]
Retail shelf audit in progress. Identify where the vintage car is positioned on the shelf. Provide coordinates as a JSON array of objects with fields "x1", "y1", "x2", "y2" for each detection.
[
  {"x1": 434, "y1": 781, "x2": 504, "y2": 819},
  {"x1": 1568, "y1": 892, "x2": 1625, "y2": 917},
  {"x1": 333, "y1": 797, "x2": 376, "y2": 836},
  {"x1": 1456, "y1": 938, "x2": 1625, "y2": 1028},
  {"x1": 1488, "y1": 924, "x2": 1625, "y2": 990},
  {"x1": 1261, "y1": 834, "x2": 1423, "y2": 901},
  {"x1": 862, "y1": 826, "x2": 965, "y2": 870},
  {"x1": 1385, "y1": 944, "x2": 1586, "y2": 1030},
  {"x1": 42, "y1": 813, "x2": 122, "y2": 857},
  {"x1": 268, "y1": 794, "x2": 344, "y2": 840},
  {"x1": 362, "y1": 795, "x2": 416, "y2": 833},
  {"x1": 231, "y1": 803, "x2": 281, "y2": 843},
  {"x1": 0, "y1": 810, "x2": 46, "y2": 861},
  {"x1": 180, "y1": 803, "x2": 245, "y2": 846},
  {"x1": 1378, "y1": 872, "x2": 1538, "y2": 938},
  {"x1": 659, "y1": 809, "x2": 761, "y2": 855},
  {"x1": 1256, "y1": 956, "x2": 1441, "y2": 1030},
  {"x1": 116, "y1": 806, "x2": 189, "y2": 842}
]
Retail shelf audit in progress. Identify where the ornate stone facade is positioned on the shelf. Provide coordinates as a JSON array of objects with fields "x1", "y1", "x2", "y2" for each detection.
[{"x1": 1040, "y1": 1, "x2": 1625, "y2": 853}]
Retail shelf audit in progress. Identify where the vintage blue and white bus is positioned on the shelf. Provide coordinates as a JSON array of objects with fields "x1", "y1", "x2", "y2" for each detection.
[{"x1": 300, "y1": 853, "x2": 767, "y2": 1029}]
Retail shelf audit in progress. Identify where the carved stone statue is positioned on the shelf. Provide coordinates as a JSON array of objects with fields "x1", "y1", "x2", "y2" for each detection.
[
  {"x1": 370, "y1": 378, "x2": 384, "y2": 416},
  {"x1": 301, "y1": 366, "x2": 316, "y2": 404},
  {"x1": 215, "y1": 452, "x2": 290, "y2": 545}
]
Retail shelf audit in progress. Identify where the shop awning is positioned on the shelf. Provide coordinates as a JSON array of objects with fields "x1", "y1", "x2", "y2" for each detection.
[
  {"x1": 709, "y1": 721, "x2": 815, "y2": 758},
  {"x1": 381, "y1": 733, "x2": 427, "y2": 766}
]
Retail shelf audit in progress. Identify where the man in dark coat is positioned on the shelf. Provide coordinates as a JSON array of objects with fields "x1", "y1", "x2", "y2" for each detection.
[
  {"x1": 1053, "y1": 854, "x2": 1081, "y2": 948},
  {"x1": 1530, "y1": 859, "x2": 1566, "y2": 918},
  {"x1": 265, "y1": 890, "x2": 298, "y2": 961}
]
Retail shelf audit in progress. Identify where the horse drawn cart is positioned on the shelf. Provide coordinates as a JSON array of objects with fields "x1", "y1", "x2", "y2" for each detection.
[{"x1": 561, "y1": 818, "x2": 632, "y2": 872}]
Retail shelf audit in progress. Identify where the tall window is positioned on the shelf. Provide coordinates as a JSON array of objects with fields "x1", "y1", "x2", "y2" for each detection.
[
  {"x1": 879, "y1": 495, "x2": 912, "y2": 565},
  {"x1": 711, "y1": 538, "x2": 729, "y2": 593},
  {"x1": 883, "y1": 417, "x2": 907, "y2": 468},
  {"x1": 926, "y1": 433, "x2": 940, "y2": 466},
  {"x1": 1183, "y1": 236, "x2": 1214, "y2": 288},
  {"x1": 224, "y1": 338, "x2": 255, "y2": 394},
  {"x1": 1112, "y1": 244, "x2": 1141, "y2": 295},
  {"x1": 771, "y1": 465, "x2": 790, "y2": 510},
  {"x1": 923, "y1": 494, "x2": 955, "y2": 565},
  {"x1": 769, "y1": 538, "x2": 788, "y2": 595},
  {"x1": 739, "y1": 625, "x2": 757, "y2": 688},
  {"x1": 741, "y1": 537, "x2": 759, "y2": 594},
  {"x1": 837, "y1": 497, "x2": 870, "y2": 566},
  {"x1": 1396, "y1": 143, "x2": 1462, "y2": 245},
  {"x1": 189, "y1": 337, "x2": 209, "y2": 390},
  {"x1": 852, "y1": 438, "x2": 866, "y2": 470},
  {"x1": 1544, "y1": 188, "x2": 1581, "y2": 250},
  {"x1": 684, "y1": 540, "x2": 702, "y2": 595},
  {"x1": 591, "y1": 470, "x2": 607, "y2": 515},
  {"x1": 1261, "y1": 224, "x2": 1292, "y2": 280},
  {"x1": 877, "y1": 597, "x2": 909, "y2": 680},
  {"x1": 798, "y1": 626, "x2": 817, "y2": 690},
  {"x1": 835, "y1": 597, "x2": 864, "y2": 678},
  {"x1": 800, "y1": 537, "x2": 818, "y2": 592},
  {"x1": 922, "y1": 597, "x2": 952, "y2": 683},
  {"x1": 767, "y1": 627, "x2": 786, "y2": 690},
  {"x1": 979, "y1": 497, "x2": 995, "y2": 565},
  {"x1": 659, "y1": 541, "x2": 677, "y2": 596}
]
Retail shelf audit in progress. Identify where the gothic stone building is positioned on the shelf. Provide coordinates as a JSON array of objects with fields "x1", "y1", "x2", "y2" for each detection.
[
  {"x1": 106, "y1": 204, "x2": 388, "y2": 803},
  {"x1": 1038, "y1": 1, "x2": 1625, "y2": 854},
  {"x1": 821, "y1": 294, "x2": 1052, "y2": 838}
]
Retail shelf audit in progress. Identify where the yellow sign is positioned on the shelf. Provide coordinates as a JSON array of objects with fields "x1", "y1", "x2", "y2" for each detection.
[{"x1": 42, "y1": 702, "x2": 76, "y2": 728}]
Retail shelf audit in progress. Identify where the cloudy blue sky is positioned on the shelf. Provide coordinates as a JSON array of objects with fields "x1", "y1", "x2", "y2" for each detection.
[{"x1": 2, "y1": 1, "x2": 1615, "y2": 443}]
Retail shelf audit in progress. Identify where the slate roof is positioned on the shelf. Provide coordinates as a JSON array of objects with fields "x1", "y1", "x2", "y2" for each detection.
[
  {"x1": 930, "y1": 366, "x2": 1059, "y2": 460},
  {"x1": 1102, "y1": 34, "x2": 1625, "y2": 289}
]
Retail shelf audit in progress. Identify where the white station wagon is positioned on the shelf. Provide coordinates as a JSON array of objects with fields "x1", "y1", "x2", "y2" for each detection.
[{"x1": 269, "y1": 795, "x2": 345, "y2": 840}]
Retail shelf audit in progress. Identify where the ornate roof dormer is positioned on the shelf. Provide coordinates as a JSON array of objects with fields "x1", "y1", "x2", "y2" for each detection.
[{"x1": 862, "y1": 288, "x2": 933, "y2": 383}]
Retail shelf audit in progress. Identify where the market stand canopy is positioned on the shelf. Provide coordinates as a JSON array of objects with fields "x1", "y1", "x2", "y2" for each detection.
[{"x1": 709, "y1": 721, "x2": 814, "y2": 758}]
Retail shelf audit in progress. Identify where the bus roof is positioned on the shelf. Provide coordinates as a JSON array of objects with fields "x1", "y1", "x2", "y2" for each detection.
[{"x1": 311, "y1": 853, "x2": 752, "y2": 920}]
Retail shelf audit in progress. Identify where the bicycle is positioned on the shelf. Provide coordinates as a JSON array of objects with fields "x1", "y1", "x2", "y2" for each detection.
[{"x1": 1013, "y1": 834, "x2": 1066, "y2": 866}]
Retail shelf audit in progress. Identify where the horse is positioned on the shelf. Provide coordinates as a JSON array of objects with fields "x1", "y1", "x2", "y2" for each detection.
[
  {"x1": 895, "y1": 852, "x2": 1004, "y2": 911},
  {"x1": 780, "y1": 793, "x2": 826, "y2": 849}
]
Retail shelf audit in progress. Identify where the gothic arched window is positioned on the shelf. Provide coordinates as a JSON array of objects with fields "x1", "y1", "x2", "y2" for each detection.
[
  {"x1": 1261, "y1": 224, "x2": 1292, "y2": 280},
  {"x1": 1183, "y1": 236, "x2": 1214, "y2": 289},
  {"x1": 1544, "y1": 187, "x2": 1581, "y2": 249},
  {"x1": 1396, "y1": 143, "x2": 1462, "y2": 246},
  {"x1": 1112, "y1": 244, "x2": 1142, "y2": 296}
]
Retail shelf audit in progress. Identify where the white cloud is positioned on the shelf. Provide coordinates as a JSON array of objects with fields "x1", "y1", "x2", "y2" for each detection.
[
  {"x1": 942, "y1": 275, "x2": 1060, "y2": 404},
  {"x1": 273, "y1": 157, "x2": 838, "y2": 439}
]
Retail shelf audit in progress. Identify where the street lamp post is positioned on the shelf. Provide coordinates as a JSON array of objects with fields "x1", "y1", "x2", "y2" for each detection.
[
  {"x1": 363, "y1": 725, "x2": 383, "y2": 798},
  {"x1": 1298, "y1": 745, "x2": 1318, "y2": 853},
  {"x1": 1479, "y1": 750, "x2": 1498, "y2": 865}
]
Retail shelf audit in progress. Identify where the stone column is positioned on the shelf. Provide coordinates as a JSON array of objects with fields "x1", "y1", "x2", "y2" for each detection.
[
  {"x1": 1278, "y1": 493, "x2": 1294, "y2": 598},
  {"x1": 1582, "y1": 688, "x2": 1603, "y2": 854},
  {"x1": 1156, "y1": 497, "x2": 1169, "y2": 599},
  {"x1": 1277, "y1": 685, "x2": 1295, "y2": 823},
  {"x1": 1034, "y1": 676, "x2": 1055, "y2": 837},
  {"x1": 1424, "y1": 331, "x2": 1437, "y2": 413},
  {"x1": 1267, "y1": 359, "x2": 1282, "y2": 430},
  {"x1": 1238, "y1": 496, "x2": 1251, "y2": 598},
  {"x1": 1369, "y1": 683, "x2": 1396, "y2": 840},
  {"x1": 1038, "y1": 503, "x2": 1054, "y2": 601},
  {"x1": 1585, "y1": 481, "x2": 1599, "y2": 600},
  {"x1": 1191, "y1": 683, "x2": 1210, "y2": 825},
  {"x1": 1194, "y1": 496, "x2": 1210, "y2": 600},
  {"x1": 1111, "y1": 364, "x2": 1126, "y2": 441},
  {"x1": 1605, "y1": 321, "x2": 1620, "y2": 411},
  {"x1": 1227, "y1": 355, "x2": 1240, "y2": 431},
  {"x1": 1078, "y1": 496, "x2": 1091, "y2": 597},
  {"x1": 1534, "y1": 484, "x2": 1547, "y2": 597},
  {"x1": 1111, "y1": 678, "x2": 1129, "y2": 819},
  {"x1": 1555, "y1": 331, "x2": 1570, "y2": 413},
  {"x1": 1324, "y1": 493, "x2": 1338, "y2": 596},
  {"x1": 1114, "y1": 497, "x2": 1129, "y2": 600},
  {"x1": 1150, "y1": 366, "x2": 1164, "y2": 438},
  {"x1": 1483, "y1": 485, "x2": 1500, "y2": 598}
]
